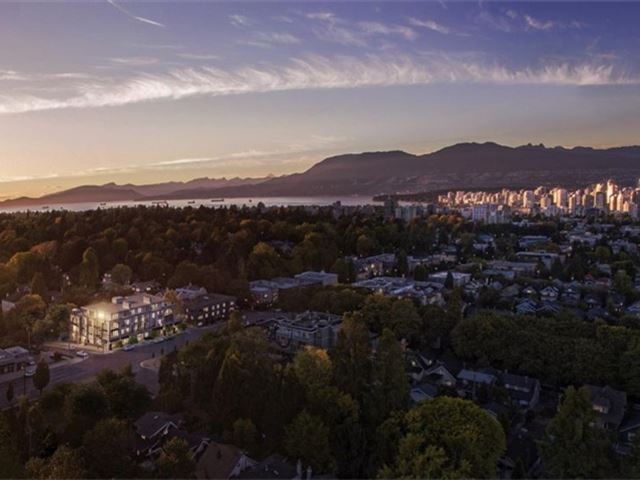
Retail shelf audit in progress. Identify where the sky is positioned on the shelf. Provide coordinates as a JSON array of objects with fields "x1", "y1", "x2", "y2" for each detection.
[{"x1": 1, "y1": 1, "x2": 639, "y2": 198}]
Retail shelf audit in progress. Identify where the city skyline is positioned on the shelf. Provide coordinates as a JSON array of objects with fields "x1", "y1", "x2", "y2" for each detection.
[{"x1": 1, "y1": 1, "x2": 640, "y2": 197}]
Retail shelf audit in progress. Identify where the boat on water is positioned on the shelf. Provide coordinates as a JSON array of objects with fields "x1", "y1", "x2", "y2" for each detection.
[
  {"x1": 41, "y1": 206, "x2": 49, "y2": 210},
  {"x1": 100, "y1": 202, "x2": 107, "y2": 206},
  {"x1": 187, "y1": 200, "x2": 196, "y2": 204},
  {"x1": 210, "y1": 198, "x2": 224, "y2": 202}
]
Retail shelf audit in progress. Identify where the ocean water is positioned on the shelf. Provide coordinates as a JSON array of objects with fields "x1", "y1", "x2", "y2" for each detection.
[{"x1": 0, "y1": 196, "x2": 378, "y2": 213}]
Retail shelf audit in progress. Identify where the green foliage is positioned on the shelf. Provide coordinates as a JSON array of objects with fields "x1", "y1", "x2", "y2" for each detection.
[
  {"x1": 385, "y1": 397, "x2": 506, "y2": 479},
  {"x1": 95, "y1": 368, "x2": 151, "y2": 419},
  {"x1": 79, "y1": 247, "x2": 99, "y2": 288},
  {"x1": 0, "y1": 413, "x2": 23, "y2": 478},
  {"x1": 370, "y1": 329, "x2": 409, "y2": 422},
  {"x1": 82, "y1": 417, "x2": 136, "y2": 478},
  {"x1": 33, "y1": 359, "x2": 50, "y2": 394},
  {"x1": 155, "y1": 437, "x2": 195, "y2": 479},
  {"x1": 232, "y1": 418, "x2": 258, "y2": 455},
  {"x1": 284, "y1": 411, "x2": 335, "y2": 474},
  {"x1": 540, "y1": 386, "x2": 615, "y2": 478},
  {"x1": 110, "y1": 263, "x2": 132, "y2": 285},
  {"x1": 333, "y1": 313, "x2": 371, "y2": 402},
  {"x1": 452, "y1": 311, "x2": 640, "y2": 393},
  {"x1": 26, "y1": 445, "x2": 86, "y2": 479}
]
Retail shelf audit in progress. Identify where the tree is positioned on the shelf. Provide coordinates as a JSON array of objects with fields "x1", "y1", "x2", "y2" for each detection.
[
  {"x1": 333, "y1": 313, "x2": 371, "y2": 402},
  {"x1": 6, "y1": 381, "x2": 14, "y2": 405},
  {"x1": 540, "y1": 386, "x2": 614, "y2": 478},
  {"x1": 79, "y1": 247, "x2": 99, "y2": 288},
  {"x1": 82, "y1": 417, "x2": 136, "y2": 478},
  {"x1": 164, "y1": 289, "x2": 185, "y2": 318},
  {"x1": 0, "y1": 414, "x2": 23, "y2": 478},
  {"x1": 26, "y1": 445, "x2": 86, "y2": 479},
  {"x1": 370, "y1": 329, "x2": 409, "y2": 422},
  {"x1": 389, "y1": 299, "x2": 421, "y2": 344},
  {"x1": 284, "y1": 411, "x2": 335, "y2": 474},
  {"x1": 30, "y1": 272, "x2": 48, "y2": 299},
  {"x1": 15, "y1": 293, "x2": 47, "y2": 348},
  {"x1": 95, "y1": 368, "x2": 151, "y2": 419},
  {"x1": 33, "y1": 360, "x2": 50, "y2": 395},
  {"x1": 155, "y1": 437, "x2": 195, "y2": 479},
  {"x1": 110, "y1": 263, "x2": 132, "y2": 286},
  {"x1": 232, "y1": 418, "x2": 257, "y2": 454},
  {"x1": 444, "y1": 271, "x2": 454, "y2": 289},
  {"x1": 385, "y1": 397, "x2": 506, "y2": 478}
]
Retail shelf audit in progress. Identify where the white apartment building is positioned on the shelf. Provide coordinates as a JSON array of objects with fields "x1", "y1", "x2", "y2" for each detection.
[{"x1": 70, "y1": 293, "x2": 176, "y2": 350}]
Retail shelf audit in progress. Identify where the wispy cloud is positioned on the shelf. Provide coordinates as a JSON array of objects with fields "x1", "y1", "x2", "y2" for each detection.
[
  {"x1": 306, "y1": 11, "x2": 367, "y2": 47},
  {"x1": 358, "y1": 22, "x2": 417, "y2": 41},
  {"x1": 256, "y1": 32, "x2": 301, "y2": 45},
  {"x1": 107, "y1": 0, "x2": 165, "y2": 28},
  {"x1": 408, "y1": 17, "x2": 451, "y2": 35},
  {"x1": 177, "y1": 53, "x2": 220, "y2": 61},
  {"x1": 524, "y1": 14, "x2": 556, "y2": 31},
  {"x1": 110, "y1": 56, "x2": 158, "y2": 66},
  {"x1": 229, "y1": 14, "x2": 252, "y2": 28},
  {"x1": 0, "y1": 55, "x2": 635, "y2": 115}
]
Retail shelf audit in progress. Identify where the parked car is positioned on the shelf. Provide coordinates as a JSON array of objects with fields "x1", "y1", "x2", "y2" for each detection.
[
  {"x1": 122, "y1": 344, "x2": 135, "y2": 351},
  {"x1": 152, "y1": 336, "x2": 166, "y2": 344},
  {"x1": 76, "y1": 350, "x2": 89, "y2": 358},
  {"x1": 24, "y1": 366, "x2": 36, "y2": 377}
]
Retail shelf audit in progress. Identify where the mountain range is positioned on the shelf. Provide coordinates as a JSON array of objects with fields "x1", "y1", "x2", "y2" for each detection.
[{"x1": 3, "y1": 142, "x2": 640, "y2": 207}]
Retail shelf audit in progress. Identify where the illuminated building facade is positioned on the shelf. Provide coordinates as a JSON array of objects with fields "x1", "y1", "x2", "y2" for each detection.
[{"x1": 70, "y1": 293, "x2": 175, "y2": 350}]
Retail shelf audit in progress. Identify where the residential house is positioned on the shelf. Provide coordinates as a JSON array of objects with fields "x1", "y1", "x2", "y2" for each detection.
[
  {"x1": 410, "y1": 383, "x2": 439, "y2": 404},
  {"x1": 500, "y1": 372, "x2": 541, "y2": 410},
  {"x1": 196, "y1": 442, "x2": 256, "y2": 479},
  {"x1": 456, "y1": 369, "x2": 497, "y2": 399},
  {"x1": 234, "y1": 454, "x2": 301, "y2": 479},
  {"x1": 540, "y1": 286, "x2": 559, "y2": 303},
  {"x1": 515, "y1": 299, "x2": 538, "y2": 316},
  {"x1": 586, "y1": 385, "x2": 627, "y2": 431},
  {"x1": 618, "y1": 405, "x2": 640, "y2": 451},
  {"x1": 626, "y1": 300, "x2": 640, "y2": 317}
]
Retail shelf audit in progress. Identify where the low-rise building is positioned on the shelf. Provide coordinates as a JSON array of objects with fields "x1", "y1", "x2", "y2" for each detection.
[
  {"x1": 249, "y1": 280, "x2": 279, "y2": 306},
  {"x1": 273, "y1": 311, "x2": 342, "y2": 351},
  {"x1": 175, "y1": 285, "x2": 208, "y2": 301},
  {"x1": 184, "y1": 294, "x2": 236, "y2": 325},
  {"x1": 0, "y1": 346, "x2": 31, "y2": 376},
  {"x1": 294, "y1": 271, "x2": 339, "y2": 287},
  {"x1": 428, "y1": 271, "x2": 471, "y2": 287},
  {"x1": 70, "y1": 293, "x2": 176, "y2": 350}
]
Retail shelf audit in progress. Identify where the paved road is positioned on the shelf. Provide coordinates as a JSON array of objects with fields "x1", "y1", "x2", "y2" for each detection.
[{"x1": 0, "y1": 324, "x2": 223, "y2": 409}]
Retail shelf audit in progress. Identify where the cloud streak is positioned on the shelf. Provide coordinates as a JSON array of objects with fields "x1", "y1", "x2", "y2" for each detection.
[
  {"x1": 408, "y1": 18, "x2": 451, "y2": 35},
  {"x1": 107, "y1": 0, "x2": 165, "y2": 28},
  {"x1": 0, "y1": 55, "x2": 636, "y2": 115}
]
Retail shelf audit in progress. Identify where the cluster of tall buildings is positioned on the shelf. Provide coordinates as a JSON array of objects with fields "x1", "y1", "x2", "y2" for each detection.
[{"x1": 438, "y1": 179, "x2": 640, "y2": 221}]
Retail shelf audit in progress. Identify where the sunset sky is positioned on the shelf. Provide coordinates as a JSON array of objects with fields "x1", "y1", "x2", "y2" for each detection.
[{"x1": 1, "y1": 1, "x2": 639, "y2": 198}]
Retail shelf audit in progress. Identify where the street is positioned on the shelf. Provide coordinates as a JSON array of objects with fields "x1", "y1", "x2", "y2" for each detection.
[{"x1": 0, "y1": 323, "x2": 225, "y2": 409}]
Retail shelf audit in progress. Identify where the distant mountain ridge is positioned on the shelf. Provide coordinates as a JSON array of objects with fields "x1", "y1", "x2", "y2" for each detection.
[{"x1": 3, "y1": 142, "x2": 640, "y2": 207}]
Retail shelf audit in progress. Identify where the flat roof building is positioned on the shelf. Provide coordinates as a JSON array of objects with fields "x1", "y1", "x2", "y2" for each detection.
[{"x1": 70, "y1": 293, "x2": 175, "y2": 350}]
